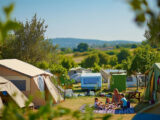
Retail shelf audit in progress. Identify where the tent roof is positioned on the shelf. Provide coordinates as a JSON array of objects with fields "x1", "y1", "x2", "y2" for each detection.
[
  {"x1": 0, "y1": 59, "x2": 53, "y2": 77},
  {"x1": 154, "y1": 63, "x2": 160, "y2": 69},
  {"x1": 104, "y1": 69, "x2": 126, "y2": 74},
  {"x1": 81, "y1": 73, "x2": 101, "y2": 77}
]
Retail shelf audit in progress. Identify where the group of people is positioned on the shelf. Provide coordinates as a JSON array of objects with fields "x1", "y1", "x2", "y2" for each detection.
[{"x1": 94, "y1": 88, "x2": 128, "y2": 110}]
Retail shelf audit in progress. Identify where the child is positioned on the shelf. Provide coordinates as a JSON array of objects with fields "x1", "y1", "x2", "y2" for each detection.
[
  {"x1": 120, "y1": 94, "x2": 127, "y2": 109},
  {"x1": 94, "y1": 98, "x2": 104, "y2": 110},
  {"x1": 105, "y1": 97, "x2": 110, "y2": 104}
]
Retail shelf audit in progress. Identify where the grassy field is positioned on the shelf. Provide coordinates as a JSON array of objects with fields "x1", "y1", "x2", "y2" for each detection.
[
  {"x1": 55, "y1": 84, "x2": 147, "y2": 120},
  {"x1": 65, "y1": 53, "x2": 88, "y2": 63},
  {"x1": 56, "y1": 97, "x2": 135, "y2": 120},
  {"x1": 64, "y1": 49, "x2": 136, "y2": 64}
]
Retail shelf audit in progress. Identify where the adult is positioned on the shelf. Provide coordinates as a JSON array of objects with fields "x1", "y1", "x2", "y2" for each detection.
[{"x1": 112, "y1": 88, "x2": 120, "y2": 104}]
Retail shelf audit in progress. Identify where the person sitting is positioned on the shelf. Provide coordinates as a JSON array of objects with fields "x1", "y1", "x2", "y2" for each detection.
[
  {"x1": 105, "y1": 97, "x2": 110, "y2": 104},
  {"x1": 94, "y1": 98, "x2": 104, "y2": 110},
  {"x1": 112, "y1": 88, "x2": 120, "y2": 105},
  {"x1": 120, "y1": 93, "x2": 127, "y2": 109}
]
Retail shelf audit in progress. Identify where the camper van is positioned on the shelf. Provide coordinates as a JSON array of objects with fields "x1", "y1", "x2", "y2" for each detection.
[
  {"x1": 126, "y1": 76, "x2": 137, "y2": 87},
  {"x1": 81, "y1": 73, "x2": 102, "y2": 90},
  {"x1": 126, "y1": 75, "x2": 145, "y2": 87}
]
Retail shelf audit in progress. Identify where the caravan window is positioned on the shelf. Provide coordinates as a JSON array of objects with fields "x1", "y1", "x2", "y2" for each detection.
[
  {"x1": 10, "y1": 80, "x2": 26, "y2": 91},
  {"x1": 83, "y1": 77, "x2": 99, "y2": 84},
  {"x1": 127, "y1": 77, "x2": 133, "y2": 82}
]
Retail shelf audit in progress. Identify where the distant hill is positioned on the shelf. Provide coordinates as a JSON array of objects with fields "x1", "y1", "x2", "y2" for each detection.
[{"x1": 50, "y1": 38, "x2": 140, "y2": 48}]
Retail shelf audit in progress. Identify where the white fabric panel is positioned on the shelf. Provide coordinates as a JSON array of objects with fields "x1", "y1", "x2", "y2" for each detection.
[
  {"x1": 33, "y1": 77, "x2": 40, "y2": 90},
  {"x1": 0, "y1": 97, "x2": 3, "y2": 110},
  {"x1": 44, "y1": 76, "x2": 63, "y2": 103}
]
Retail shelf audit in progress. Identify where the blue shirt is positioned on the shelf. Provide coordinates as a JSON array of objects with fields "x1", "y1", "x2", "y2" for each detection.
[{"x1": 121, "y1": 97, "x2": 127, "y2": 107}]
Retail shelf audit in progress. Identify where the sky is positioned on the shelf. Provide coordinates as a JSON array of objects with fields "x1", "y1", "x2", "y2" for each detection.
[{"x1": 0, "y1": 0, "x2": 147, "y2": 41}]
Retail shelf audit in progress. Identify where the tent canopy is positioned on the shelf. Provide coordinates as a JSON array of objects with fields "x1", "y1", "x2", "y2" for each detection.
[
  {"x1": 0, "y1": 59, "x2": 53, "y2": 77},
  {"x1": 33, "y1": 76, "x2": 64, "y2": 104},
  {"x1": 0, "y1": 76, "x2": 34, "y2": 108},
  {"x1": 145, "y1": 63, "x2": 160, "y2": 101}
]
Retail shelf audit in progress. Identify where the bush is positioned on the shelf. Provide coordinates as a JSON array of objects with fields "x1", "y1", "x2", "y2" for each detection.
[
  {"x1": 117, "y1": 49, "x2": 131, "y2": 63},
  {"x1": 61, "y1": 57, "x2": 77, "y2": 70},
  {"x1": 92, "y1": 63, "x2": 101, "y2": 72},
  {"x1": 36, "y1": 61, "x2": 49, "y2": 69},
  {"x1": 81, "y1": 54, "x2": 99, "y2": 68},
  {"x1": 50, "y1": 64, "x2": 67, "y2": 75}
]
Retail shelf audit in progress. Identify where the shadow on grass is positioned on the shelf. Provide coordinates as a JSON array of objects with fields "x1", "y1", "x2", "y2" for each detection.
[
  {"x1": 134, "y1": 102, "x2": 150, "y2": 112},
  {"x1": 94, "y1": 114, "x2": 112, "y2": 120},
  {"x1": 73, "y1": 89, "x2": 85, "y2": 93}
]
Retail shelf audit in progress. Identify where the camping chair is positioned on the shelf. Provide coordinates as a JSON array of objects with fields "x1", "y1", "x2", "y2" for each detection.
[{"x1": 127, "y1": 101, "x2": 130, "y2": 108}]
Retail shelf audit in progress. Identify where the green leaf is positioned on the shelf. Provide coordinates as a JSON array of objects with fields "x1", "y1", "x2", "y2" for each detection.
[{"x1": 3, "y1": 3, "x2": 14, "y2": 19}]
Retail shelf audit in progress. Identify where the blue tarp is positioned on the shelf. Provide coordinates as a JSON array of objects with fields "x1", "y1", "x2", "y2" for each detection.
[{"x1": 133, "y1": 113, "x2": 160, "y2": 120}]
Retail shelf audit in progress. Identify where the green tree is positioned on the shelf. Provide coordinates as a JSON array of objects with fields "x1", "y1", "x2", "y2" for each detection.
[
  {"x1": 2, "y1": 14, "x2": 57, "y2": 64},
  {"x1": 131, "y1": 44, "x2": 138, "y2": 48},
  {"x1": 97, "y1": 52, "x2": 109, "y2": 66},
  {"x1": 144, "y1": 17, "x2": 160, "y2": 47},
  {"x1": 92, "y1": 63, "x2": 101, "y2": 72},
  {"x1": 60, "y1": 48, "x2": 72, "y2": 54},
  {"x1": 130, "y1": 46, "x2": 160, "y2": 74},
  {"x1": 121, "y1": 58, "x2": 132, "y2": 74},
  {"x1": 36, "y1": 61, "x2": 49, "y2": 70},
  {"x1": 109, "y1": 56, "x2": 118, "y2": 67},
  {"x1": 117, "y1": 49, "x2": 131, "y2": 63},
  {"x1": 81, "y1": 54, "x2": 99, "y2": 68},
  {"x1": 77, "y1": 43, "x2": 89, "y2": 52},
  {"x1": 116, "y1": 45, "x2": 120, "y2": 49},
  {"x1": 61, "y1": 57, "x2": 77, "y2": 70},
  {"x1": 50, "y1": 64, "x2": 67, "y2": 75},
  {"x1": 115, "y1": 64, "x2": 123, "y2": 69},
  {"x1": 128, "y1": 0, "x2": 160, "y2": 46}
]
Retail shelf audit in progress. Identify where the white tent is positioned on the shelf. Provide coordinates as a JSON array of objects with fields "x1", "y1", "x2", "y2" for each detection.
[
  {"x1": 0, "y1": 76, "x2": 34, "y2": 109},
  {"x1": 0, "y1": 59, "x2": 63, "y2": 106}
]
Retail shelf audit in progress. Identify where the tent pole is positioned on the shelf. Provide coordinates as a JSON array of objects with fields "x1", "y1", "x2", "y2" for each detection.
[{"x1": 136, "y1": 75, "x2": 139, "y2": 91}]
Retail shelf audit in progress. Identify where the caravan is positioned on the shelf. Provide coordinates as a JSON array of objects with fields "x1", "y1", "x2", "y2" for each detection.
[
  {"x1": 81, "y1": 73, "x2": 102, "y2": 90},
  {"x1": 126, "y1": 75, "x2": 146, "y2": 87}
]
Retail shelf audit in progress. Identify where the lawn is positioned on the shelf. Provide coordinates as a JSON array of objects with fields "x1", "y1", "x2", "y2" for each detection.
[{"x1": 55, "y1": 84, "x2": 147, "y2": 120}]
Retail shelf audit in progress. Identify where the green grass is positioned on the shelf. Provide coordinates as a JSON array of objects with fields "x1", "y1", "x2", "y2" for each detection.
[{"x1": 56, "y1": 83, "x2": 149, "y2": 120}]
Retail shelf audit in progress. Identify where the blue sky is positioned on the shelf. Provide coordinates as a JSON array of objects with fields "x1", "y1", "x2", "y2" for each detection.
[{"x1": 0, "y1": 0, "x2": 147, "y2": 41}]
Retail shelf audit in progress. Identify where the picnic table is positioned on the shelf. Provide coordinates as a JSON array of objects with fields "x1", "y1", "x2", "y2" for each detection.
[{"x1": 126, "y1": 91, "x2": 141, "y2": 102}]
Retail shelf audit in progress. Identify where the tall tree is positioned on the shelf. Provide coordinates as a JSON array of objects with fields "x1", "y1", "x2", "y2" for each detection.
[
  {"x1": 130, "y1": 46, "x2": 160, "y2": 73},
  {"x1": 2, "y1": 14, "x2": 57, "y2": 64},
  {"x1": 117, "y1": 49, "x2": 131, "y2": 63}
]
